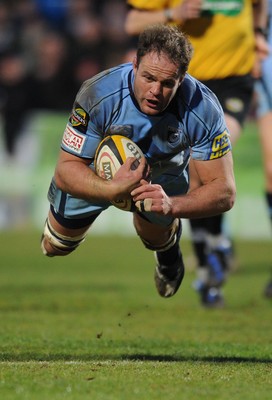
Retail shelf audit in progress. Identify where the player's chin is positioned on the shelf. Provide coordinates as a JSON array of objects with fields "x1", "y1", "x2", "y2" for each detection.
[{"x1": 141, "y1": 102, "x2": 162, "y2": 115}]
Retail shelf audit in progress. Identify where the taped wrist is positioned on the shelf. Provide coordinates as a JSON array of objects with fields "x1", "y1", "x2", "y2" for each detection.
[
  {"x1": 41, "y1": 218, "x2": 86, "y2": 256},
  {"x1": 140, "y1": 218, "x2": 181, "y2": 252}
]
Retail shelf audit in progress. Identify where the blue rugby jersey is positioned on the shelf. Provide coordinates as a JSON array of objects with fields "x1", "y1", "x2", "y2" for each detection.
[{"x1": 49, "y1": 62, "x2": 231, "y2": 220}]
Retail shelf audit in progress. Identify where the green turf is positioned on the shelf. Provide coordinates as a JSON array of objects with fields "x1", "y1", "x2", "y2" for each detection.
[
  {"x1": 0, "y1": 231, "x2": 271, "y2": 399},
  {"x1": 232, "y1": 121, "x2": 264, "y2": 195}
]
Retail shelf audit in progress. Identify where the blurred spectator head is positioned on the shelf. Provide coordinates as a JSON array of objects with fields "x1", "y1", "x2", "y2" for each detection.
[
  {"x1": 74, "y1": 56, "x2": 101, "y2": 84},
  {"x1": 32, "y1": 30, "x2": 69, "y2": 78},
  {"x1": 33, "y1": 0, "x2": 69, "y2": 30},
  {"x1": 0, "y1": 52, "x2": 27, "y2": 85}
]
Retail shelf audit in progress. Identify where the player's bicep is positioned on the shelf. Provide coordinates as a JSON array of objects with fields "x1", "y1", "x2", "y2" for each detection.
[
  {"x1": 192, "y1": 151, "x2": 235, "y2": 187},
  {"x1": 56, "y1": 148, "x2": 91, "y2": 166}
]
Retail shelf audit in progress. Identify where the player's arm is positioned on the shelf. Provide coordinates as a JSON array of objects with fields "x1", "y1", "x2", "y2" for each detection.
[
  {"x1": 179, "y1": 152, "x2": 236, "y2": 218},
  {"x1": 253, "y1": 0, "x2": 268, "y2": 36},
  {"x1": 252, "y1": 0, "x2": 270, "y2": 78},
  {"x1": 131, "y1": 151, "x2": 236, "y2": 218},
  {"x1": 125, "y1": 0, "x2": 202, "y2": 36},
  {"x1": 54, "y1": 149, "x2": 147, "y2": 203}
]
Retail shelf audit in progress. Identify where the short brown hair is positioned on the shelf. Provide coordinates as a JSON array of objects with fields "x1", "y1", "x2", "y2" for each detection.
[{"x1": 136, "y1": 24, "x2": 193, "y2": 76}]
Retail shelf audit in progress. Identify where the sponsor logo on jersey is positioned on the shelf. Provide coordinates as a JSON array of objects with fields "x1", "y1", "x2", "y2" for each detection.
[
  {"x1": 209, "y1": 130, "x2": 231, "y2": 159},
  {"x1": 62, "y1": 125, "x2": 86, "y2": 154},
  {"x1": 201, "y1": 0, "x2": 243, "y2": 16},
  {"x1": 69, "y1": 102, "x2": 89, "y2": 133}
]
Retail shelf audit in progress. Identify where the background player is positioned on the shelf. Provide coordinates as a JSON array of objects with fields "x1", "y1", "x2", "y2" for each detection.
[
  {"x1": 254, "y1": 0, "x2": 272, "y2": 298},
  {"x1": 125, "y1": 0, "x2": 269, "y2": 307}
]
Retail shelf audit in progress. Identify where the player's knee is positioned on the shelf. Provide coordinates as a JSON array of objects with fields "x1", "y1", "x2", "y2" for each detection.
[
  {"x1": 40, "y1": 234, "x2": 74, "y2": 257},
  {"x1": 140, "y1": 218, "x2": 182, "y2": 252},
  {"x1": 40, "y1": 218, "x2": 86, "y2": 257}
]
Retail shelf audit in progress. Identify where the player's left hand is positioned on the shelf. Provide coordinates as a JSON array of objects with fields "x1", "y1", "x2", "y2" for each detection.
[{"x1": 131, "y1": 179, "x2": 173, "y2": 215}]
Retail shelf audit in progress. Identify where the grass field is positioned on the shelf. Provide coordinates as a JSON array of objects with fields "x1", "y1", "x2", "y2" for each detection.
[{"x1": 0, "y1": 231, "x2": 271, "y2": 399}]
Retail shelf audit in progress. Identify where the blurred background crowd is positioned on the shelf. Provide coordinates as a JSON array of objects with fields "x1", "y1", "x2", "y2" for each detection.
[
  {"x1": 0, "y1": 0, "x2": 269, "y2": 241},
  {"x1": 0, "y1": 0, "x2": 137, "y2": 229},
  {"x1": 0, "y1": 0, "x2": 134, "y2": 159}
]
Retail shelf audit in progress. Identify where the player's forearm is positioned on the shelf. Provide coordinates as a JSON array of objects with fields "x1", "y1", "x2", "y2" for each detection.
[
  {"x1": 125, "y1": 1, "x2": 202, "y2": 36},
  {"x1": 125, "y1": 9, "x2": 173, "y2": 36},
  {"x1": 54, "y1": 160, "x2": 113, "y2": 202},
  {"x1": 171, "y1": 181, "x2": 236, "y2": 219},
  {"x1": 253, "y1": 0, "x2": 268, "y2": 32}
]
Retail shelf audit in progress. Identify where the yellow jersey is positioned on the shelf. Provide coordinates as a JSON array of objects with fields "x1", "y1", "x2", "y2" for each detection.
[{"x1": 127, "y1": 0, "x2": 255, "y2": 79}]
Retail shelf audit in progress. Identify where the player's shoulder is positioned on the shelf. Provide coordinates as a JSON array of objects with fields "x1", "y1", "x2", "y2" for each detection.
[
  {"x1": 76, "y1": 63, "x2": 132, "y2": 108},
  {"x1": 181, "y1": 74, "x2": 222, "y2": 113},
  {"x1": 181, "y1": 74, "x2": 214, "y2": 99},
  {"x1": 179, "y1": 74, "x2": 225, "y2": 135}
]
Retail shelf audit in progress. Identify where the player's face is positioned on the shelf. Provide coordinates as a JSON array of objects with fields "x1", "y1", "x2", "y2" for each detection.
[{"x1": 133, "y1": 51, "x2": 183, "y2": 115}]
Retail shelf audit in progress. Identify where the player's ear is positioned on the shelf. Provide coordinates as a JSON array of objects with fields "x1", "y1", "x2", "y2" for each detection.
[
  {"x1": 178, "y1": 75, "x2": 185, "y2": 86},
  {"x1": 132, "y1": 56, "x2": 138, "y2": 71}
]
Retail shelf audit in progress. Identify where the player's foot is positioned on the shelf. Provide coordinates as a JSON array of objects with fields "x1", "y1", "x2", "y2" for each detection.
[
  {"x1": 206, "y1": 251, "x2": 226, "y2": 287},
  {"x1": 264, "y1": 279, "x2": 272, "y2": 298},
  {"x1": 154, "y1": 252, "x2": 184, "y2": 298},
  {"x1": 193, "y1": 277, "x2": 225, "y2": 308},
  {"x1": 200, "y1": 286, "x2": 224, "y2": 308},
  {"x1": 154, "y1": 220, "x2": 184, "y2": 298},
  {"x1": 210, "y1": 236, "x2": 235, "y2": 272},
  {"x1": 193, "y1": 249, "x2": 226, "y2": 307}
]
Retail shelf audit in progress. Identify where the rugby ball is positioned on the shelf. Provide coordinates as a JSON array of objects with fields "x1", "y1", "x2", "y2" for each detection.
[{"x1": 94, "y1": 135, "x2": 145, "y2": 211}]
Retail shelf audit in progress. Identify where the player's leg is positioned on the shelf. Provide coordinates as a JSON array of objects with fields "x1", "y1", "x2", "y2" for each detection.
[
  {"x1": 256, "y1": 46, "x2": 272, "y2": 297},
  {"x1": 41, "y1": 176, "x2": 108, "y2": 257},
  {"x1": 190, "y1": 76, "x2": 253, "y2": 306},
  {"x1": 41, "y1": 206, "x2": 100, "y2": 257},
  {"x1": 133, "y1": 211, "x2": 184, "y2": 297},
  {"x1": 258, "y1": 111, "x2": 272, "y2": 298},
  {"x1": 190, "y1": 116, "x2": 238, "y2": 307},
  {"x1": 188, "y1": 157, "x2": 232, "y2": 306}
]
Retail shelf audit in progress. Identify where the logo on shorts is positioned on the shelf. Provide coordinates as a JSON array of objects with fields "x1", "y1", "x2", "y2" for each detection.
[{"x1": 225, "y1": 97, "x2": 244, "y2": 114}]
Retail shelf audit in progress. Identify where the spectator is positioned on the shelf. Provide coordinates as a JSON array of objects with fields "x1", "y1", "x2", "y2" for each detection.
[
  {"x1": 254, "y1": 0, "x2": 272, "y2": 298},
  {"x1": 0, "y1": 51, "x2": 32, "y2": 157},
  {"x1": 29, "y1": 31, "x2": 76, "y2": 111},
  {"x1": 0, "y1": 0, "x2": 134, "y2": 230}
]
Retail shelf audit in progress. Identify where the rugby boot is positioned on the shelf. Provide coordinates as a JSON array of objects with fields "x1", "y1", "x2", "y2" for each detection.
[{"x1": 154, "y1": 220, "x2": 184, "y2": 298}]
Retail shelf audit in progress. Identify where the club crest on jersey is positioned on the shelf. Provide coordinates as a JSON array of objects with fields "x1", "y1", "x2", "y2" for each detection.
[
  {"x1": 167, "y1": 127, "x2": 182, "y2": 144},
  {"x1": 69, "y1": 102, "x2": 89, "y2": 133},
  {"x1": 209, "y1": 130, "x2": 231, "y2": 159},
  {"x1": 167, "y1": 126, "x2": 187, "y2": 151}
]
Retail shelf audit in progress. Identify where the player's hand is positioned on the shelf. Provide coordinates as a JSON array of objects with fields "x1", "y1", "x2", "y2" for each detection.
[
  {"x1": 131, "y1": 180, "x2": 173, "y2": 215},
  {"x1": 252, "y1": 33, "x2": 270, "y2": 78},
  {"x1": 172, "y1": 0, "x2": 202, "y2": 22},
  {"x1": 111, "y1": 157, "x2": 149, "y2": 201}
]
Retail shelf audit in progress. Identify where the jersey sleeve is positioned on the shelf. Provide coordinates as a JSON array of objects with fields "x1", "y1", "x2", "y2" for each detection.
[
  {"x1": 184, "y1": 79, "x2": 232, "y2": 161},
  {"x1": 60, "y1": 78, "x2": 109, "y2": 160},
  {"x1": 60, "y1": 65, "x2": 132, "y2": 160},
  {"x1": 127, "y1": 0, "x2": 168, "y2": 9}
]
